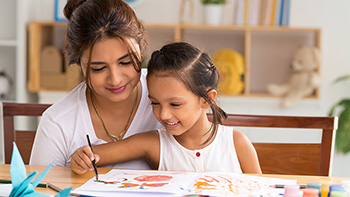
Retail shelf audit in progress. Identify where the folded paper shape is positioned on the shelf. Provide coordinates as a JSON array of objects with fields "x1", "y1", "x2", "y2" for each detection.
[{"x1": 9, "y1": 142, "x2": 72, "y2": 197}]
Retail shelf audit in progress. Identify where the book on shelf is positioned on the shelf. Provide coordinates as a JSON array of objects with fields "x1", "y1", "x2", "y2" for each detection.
[
  {"x1": 281, "y1": 0, "x2": 291, "y2": 26},
  {"x1": 249, "y1": 0, "x2": 261, "y2": 26},
  {"x1": 259, "y1": 0, "x2": 268, "y2": 25},
  {"x1": 274, "y1": 0, "x2": 282, "y2": 25},
  {"x1": 233, "y1": 0, "x2": 290, "y2": 27},
  {"x1": 243, "y1": 0, "x2": 250, "y2": 25},
  {"x1": 235, "y1": 0, "x2": 245, "y2": 25},
  {"x1": 264, "y1": 0, "x2": 273, "y2": 26},
  {"x1": 270, "y1": 0, "x2": 277, "y2": 26}
]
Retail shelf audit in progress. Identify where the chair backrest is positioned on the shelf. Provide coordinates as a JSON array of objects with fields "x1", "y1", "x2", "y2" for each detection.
[
  {"x1": 208, "y1": 114, "x2": 338, "y2": 176},
  {"x1": 2, "y1": 102, "x2": 51, "y2": 164},
  {"x1": 1, "y1": 102, "x2": 337, "y2": 175}
]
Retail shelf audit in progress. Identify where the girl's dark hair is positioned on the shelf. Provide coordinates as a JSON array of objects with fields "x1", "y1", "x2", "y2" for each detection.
[
  {"x1": 63, "y1": 0, "x2": 148, "y2": 87},
  {"x1": 147, "y1": 42, "x2": 227, "y2": 145}
]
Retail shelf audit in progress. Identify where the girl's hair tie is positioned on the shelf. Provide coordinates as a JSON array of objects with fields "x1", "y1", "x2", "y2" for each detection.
[
  {"x1": 157, "y1": 50, "x2": 163, "y2": 55},
  {"x1": 209, "y1": 64, "x2": 216, "y2": 71}
]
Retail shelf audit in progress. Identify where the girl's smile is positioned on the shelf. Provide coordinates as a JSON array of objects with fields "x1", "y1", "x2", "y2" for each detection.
[{"x1": 164, "y1": 121, "x2": 180, "y2": 129}]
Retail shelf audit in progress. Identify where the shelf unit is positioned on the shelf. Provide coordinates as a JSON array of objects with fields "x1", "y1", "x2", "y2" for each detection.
[
  {"x1": 0, "y1": 0, "x2": 17, "y2": 101},
  {"x1": 146, "y1": 24, "x2": 321, "y2": 98},
  {"x1": 0, "y1": 0, "x2": 37, "y2": 103},
  {"x1": 1, "y1": 0, "x2": 38, "y2": 164},
  {"x1": 28, "y1": 21, "x2": 82, "y2": 92},
  {"x1": 28, "y1": 22, "x2": 321, "y2": 98}
]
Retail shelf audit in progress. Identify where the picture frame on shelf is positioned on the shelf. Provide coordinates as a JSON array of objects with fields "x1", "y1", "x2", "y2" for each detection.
[
  {"x1": 54, "y1": 0, "x2": 67, "y2": 22},
  {"x1": 124, "y1": 0, "x2": 145, "y2": 7}
]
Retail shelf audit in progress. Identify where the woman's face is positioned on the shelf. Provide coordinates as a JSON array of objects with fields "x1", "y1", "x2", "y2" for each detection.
[{"x1": 81, "y1": 38, "x2": 141, "y2": 103}]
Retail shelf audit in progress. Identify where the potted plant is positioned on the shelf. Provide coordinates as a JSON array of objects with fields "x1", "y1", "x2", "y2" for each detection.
[
  {"x1": 201, "y1": 0, "x2": 226, "y2": 25},
  {"x1": 328, "y1": 74, "x2": 350, "y2": 154},
  {"x1": 201, "y1": 0, "x2": 226, "y2": 4}
]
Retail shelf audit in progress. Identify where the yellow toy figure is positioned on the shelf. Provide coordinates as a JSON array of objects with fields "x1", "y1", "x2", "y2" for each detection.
[{"x1": 212, "y1": 49, "x2": 244, "y2": 95}]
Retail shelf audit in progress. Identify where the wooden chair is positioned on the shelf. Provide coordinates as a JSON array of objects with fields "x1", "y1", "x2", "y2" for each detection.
[
  {"x1": 1, "y1": 102, "x2": 338, "y2": 175},
  {"x1": 2, "y1": 102, "x2": 51, "y2": 164},
  {"x1": 208, "y1": 114, "x2": 338, "y2": 176}
]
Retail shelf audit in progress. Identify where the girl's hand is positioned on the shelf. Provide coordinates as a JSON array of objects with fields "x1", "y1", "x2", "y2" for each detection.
[{"x1": 71, "y1": 145, "x2": 100, "y2": 174}]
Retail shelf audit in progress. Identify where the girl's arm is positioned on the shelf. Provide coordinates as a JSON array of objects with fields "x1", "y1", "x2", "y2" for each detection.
[
  {"x1": 233, "y1": 130, "x2": 262, "y2": 174},
  {"x1": 71, "y1": 130, "x2": 160, "y2": 174}
]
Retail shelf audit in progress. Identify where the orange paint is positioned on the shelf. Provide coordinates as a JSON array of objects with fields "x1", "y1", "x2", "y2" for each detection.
[{"x1": 194, "y1": 181, "x2": 216, "y2": 190}]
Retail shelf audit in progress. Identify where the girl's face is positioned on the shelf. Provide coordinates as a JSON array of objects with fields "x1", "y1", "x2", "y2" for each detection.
[
  {"x1": 81, "y1": 38, "x2": 141, "y2": 103},
  {"x1": 147, "y1": 75, "x2": 208, "y2": 136}
]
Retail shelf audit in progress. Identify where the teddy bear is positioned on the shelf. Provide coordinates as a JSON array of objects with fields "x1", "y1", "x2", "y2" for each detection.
[{"x1": 266, "y1": 45, "x2": 321, "y2": 108}]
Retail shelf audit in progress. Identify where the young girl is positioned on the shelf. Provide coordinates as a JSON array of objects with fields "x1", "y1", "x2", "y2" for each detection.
[
  {"x1": 71, "y1": 42, "x2": 261, "y2": 174},
  {"x1": 30, "y1": 0, "x2": 162, "y2": 169}
]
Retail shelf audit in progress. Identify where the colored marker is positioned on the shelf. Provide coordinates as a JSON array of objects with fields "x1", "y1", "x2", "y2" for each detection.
[
  {"x1": 283, "y1": 185, "x2": 300, "y2": 197},
  {"x1": 270, "y1": 184, "x2": 307, "y2": 189},
  {"x1": 0, "y1": 179, "x2": 47, "y2": 188},
  {"x1": 47, "y1": 183, "x2": 62, "y2": 192}
]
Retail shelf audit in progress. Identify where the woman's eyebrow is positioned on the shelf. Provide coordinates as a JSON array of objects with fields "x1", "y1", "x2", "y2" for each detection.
[
  {"x1": 89, "y1": 53, "x2": 130, "y2": 65},
  {"x1": 90, "y1": 61, "x2": 105, "y2": 65},
  {"x1": 118, "y1": 53, "x2": 129, "y2": 61}
]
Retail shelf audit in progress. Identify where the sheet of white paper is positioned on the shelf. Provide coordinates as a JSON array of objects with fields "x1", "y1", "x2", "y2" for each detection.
[
  {"x1": 0, "y1": 184, "x2": 56, "y2": 197},
  {"x1": 0, "y1": 184, "x2": 12, "y2": 196},
  {"x1": 71, "y1": 190, "x2": 182, "y2": 197},
  {"x1": 72, "y1": 169, "x2": 297, "y2": 196}
]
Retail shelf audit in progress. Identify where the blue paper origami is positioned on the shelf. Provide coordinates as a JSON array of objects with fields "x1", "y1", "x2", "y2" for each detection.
[{"x1": 9, "y1": 142, "x2": 73, "y2": 197}]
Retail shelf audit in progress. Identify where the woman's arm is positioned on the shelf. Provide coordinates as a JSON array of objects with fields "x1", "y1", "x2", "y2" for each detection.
[
  {"x1": 71, "y1": 130, "x2": 160, "y2": 174},
  {"x1": 233, "y1": 130, "x2": 262, "y2": 174}
]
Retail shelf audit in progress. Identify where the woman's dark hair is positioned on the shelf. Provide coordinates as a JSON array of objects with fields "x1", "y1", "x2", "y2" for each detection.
[
  {"x1": 64, "y1": 0, "x2": 148, "y2": 87},
  {"x1": 147, "y1": 42, "x2": 227, "y2": 145}
]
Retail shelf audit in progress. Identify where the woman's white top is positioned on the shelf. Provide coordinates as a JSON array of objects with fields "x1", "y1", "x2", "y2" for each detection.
[
  {"x1": 30, "y1": 69, "x2": 162, "y2": 169},
  {"x1": 158, "y1": 124, "x2": 242, "y2": 173}
]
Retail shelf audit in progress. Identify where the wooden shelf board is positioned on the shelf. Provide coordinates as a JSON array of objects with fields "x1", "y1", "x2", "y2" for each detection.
[
  {"x1": 0, "y1": 39, "x2": 17, "y2": 47},
  {"x1": 218, "y1": 93, "x2": 318, "y2": 99},
  {"x1": 29, "y1": 22, "x2": 320, "y2": 33},
  {"x1": 27, "y1": 22, "x2": 321, "y2": 99}
]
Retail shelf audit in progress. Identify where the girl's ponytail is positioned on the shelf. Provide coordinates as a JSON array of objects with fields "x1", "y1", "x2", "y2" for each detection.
[{"x1": 202, "y1": 96, "x2": 227, "y2": 145}]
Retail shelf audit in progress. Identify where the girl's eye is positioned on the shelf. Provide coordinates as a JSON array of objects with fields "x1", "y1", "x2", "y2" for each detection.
[
  {"x1": 171, "y1": 103, "x2": 181, "y2": 107},
  {"x1": 120, "y1": 61, "x2": 132, "y2": 66},
  {"x1": 151, "y1": 102, "x2": 160, "y2": 105},
  {"x1": 91, "y1": 66, "x2": 106, "y2": 72}
]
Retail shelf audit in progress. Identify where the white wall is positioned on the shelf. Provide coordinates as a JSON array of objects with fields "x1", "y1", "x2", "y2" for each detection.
[
  {"x1": 131, "y1": 0, "x2": 350, "y2": 177},
  {"x1": 22, "y1": 0, "x2": 350, "y2": 176}
]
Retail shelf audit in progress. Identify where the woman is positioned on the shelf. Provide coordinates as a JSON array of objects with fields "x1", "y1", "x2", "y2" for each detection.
[{"x1": 29, "y1": 0, "x2": 162, "y2": 170}]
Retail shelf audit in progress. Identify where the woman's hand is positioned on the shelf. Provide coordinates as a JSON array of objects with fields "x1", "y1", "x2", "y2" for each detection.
[{"x1": 71, "y1": 145, "x2": 100, "y2": 174}]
